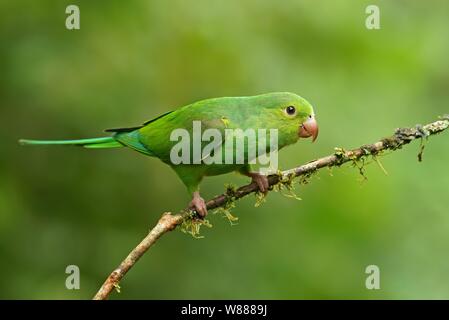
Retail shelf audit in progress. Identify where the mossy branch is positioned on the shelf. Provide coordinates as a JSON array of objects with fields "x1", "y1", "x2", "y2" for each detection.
[{"x1": 93, "y1": 116, "x2": 449, "y2": 300}]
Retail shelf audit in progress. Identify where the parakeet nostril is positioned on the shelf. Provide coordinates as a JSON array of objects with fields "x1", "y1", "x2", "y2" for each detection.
[{"x1": 299, "y1": 116, "x2": 319, "y2": 142}]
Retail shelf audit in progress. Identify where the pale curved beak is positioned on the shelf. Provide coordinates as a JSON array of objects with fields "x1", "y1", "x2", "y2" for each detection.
[{"x1": 299, "y1": 116, "x2": 319, "y2": 142}]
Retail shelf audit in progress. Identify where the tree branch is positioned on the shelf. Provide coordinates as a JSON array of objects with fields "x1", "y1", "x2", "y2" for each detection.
[{"x1": 93, "y1": 117, "x2": 448, "y2": 300}]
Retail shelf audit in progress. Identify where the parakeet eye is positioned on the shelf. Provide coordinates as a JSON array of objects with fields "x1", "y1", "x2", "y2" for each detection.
[{"x1": 285, "y1": 106, "x2": 296, "y2": 116}]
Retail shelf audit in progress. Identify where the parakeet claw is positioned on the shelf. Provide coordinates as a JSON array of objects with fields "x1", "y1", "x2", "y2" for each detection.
[
  {"x1": 248, "y1": 172, "x2": 269, "y2": 194},
  {"x1": 189, "y1": 191, "x2": 208, "y2": 217}
]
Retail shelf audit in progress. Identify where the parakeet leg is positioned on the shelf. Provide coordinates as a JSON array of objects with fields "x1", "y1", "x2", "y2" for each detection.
[
  {"x1": 171, "y1": 165, "x2": 208, "y2": 217},
  {"x1": 189, "y1": 191, "x2": 208, "y2": 218},
  {"x1": 247, "y1": 172, "x2": 269, "y2": 193},
  {"x1": 239, "y1": 166, "x2": 269, "y2": 193}
]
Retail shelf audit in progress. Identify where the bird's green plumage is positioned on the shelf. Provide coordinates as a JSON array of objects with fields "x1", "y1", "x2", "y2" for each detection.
[
  {"x1": 20, "y1": 92, "x2": 315, "y2": 195},
  {"x1": 19, "y1": 137, "x2": 123, "y2": 148}
]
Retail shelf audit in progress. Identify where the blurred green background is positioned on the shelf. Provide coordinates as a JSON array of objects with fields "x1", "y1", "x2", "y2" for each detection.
[{"x1": 0, "y1": 0, "x2": 448, "y2": 299}]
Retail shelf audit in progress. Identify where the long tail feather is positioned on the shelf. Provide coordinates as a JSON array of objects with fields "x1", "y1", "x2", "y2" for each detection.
[{"x1": 19, "y1": 137, "x2": 123, "y2": 149}]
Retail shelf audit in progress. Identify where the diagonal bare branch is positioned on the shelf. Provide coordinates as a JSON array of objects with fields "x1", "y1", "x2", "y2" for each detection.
[{"x1": 93, "y1": 116, "x2": 448, "y2": 300}]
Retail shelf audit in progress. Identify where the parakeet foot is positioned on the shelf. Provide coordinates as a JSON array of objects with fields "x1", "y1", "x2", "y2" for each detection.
[
  {"x1": 189, "y1": 191, "x2": 208, "y2": 218},
  {"x1": 248, "y1": 172, "x2": 269, "y2": 194}
]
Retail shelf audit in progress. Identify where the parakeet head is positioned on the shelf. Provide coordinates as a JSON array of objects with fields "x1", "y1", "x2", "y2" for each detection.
[{"x1": 252, "y1": 92, "x2": 319, "y2": 145}]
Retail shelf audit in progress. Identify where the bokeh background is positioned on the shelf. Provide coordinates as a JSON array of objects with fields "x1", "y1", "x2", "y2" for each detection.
[{"x1": 0, "y1": 0, "x2": 448, "y2": 299}]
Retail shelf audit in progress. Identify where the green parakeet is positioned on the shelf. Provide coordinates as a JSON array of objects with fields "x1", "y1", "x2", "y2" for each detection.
[{"x1": 20, "y1": 92, "x2": 318, "y2": 216}]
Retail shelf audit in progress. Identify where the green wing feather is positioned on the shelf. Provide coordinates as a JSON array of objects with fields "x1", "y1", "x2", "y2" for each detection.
[{"x1": 113, "y1": 131, "x2": 155, "y2": 156}]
